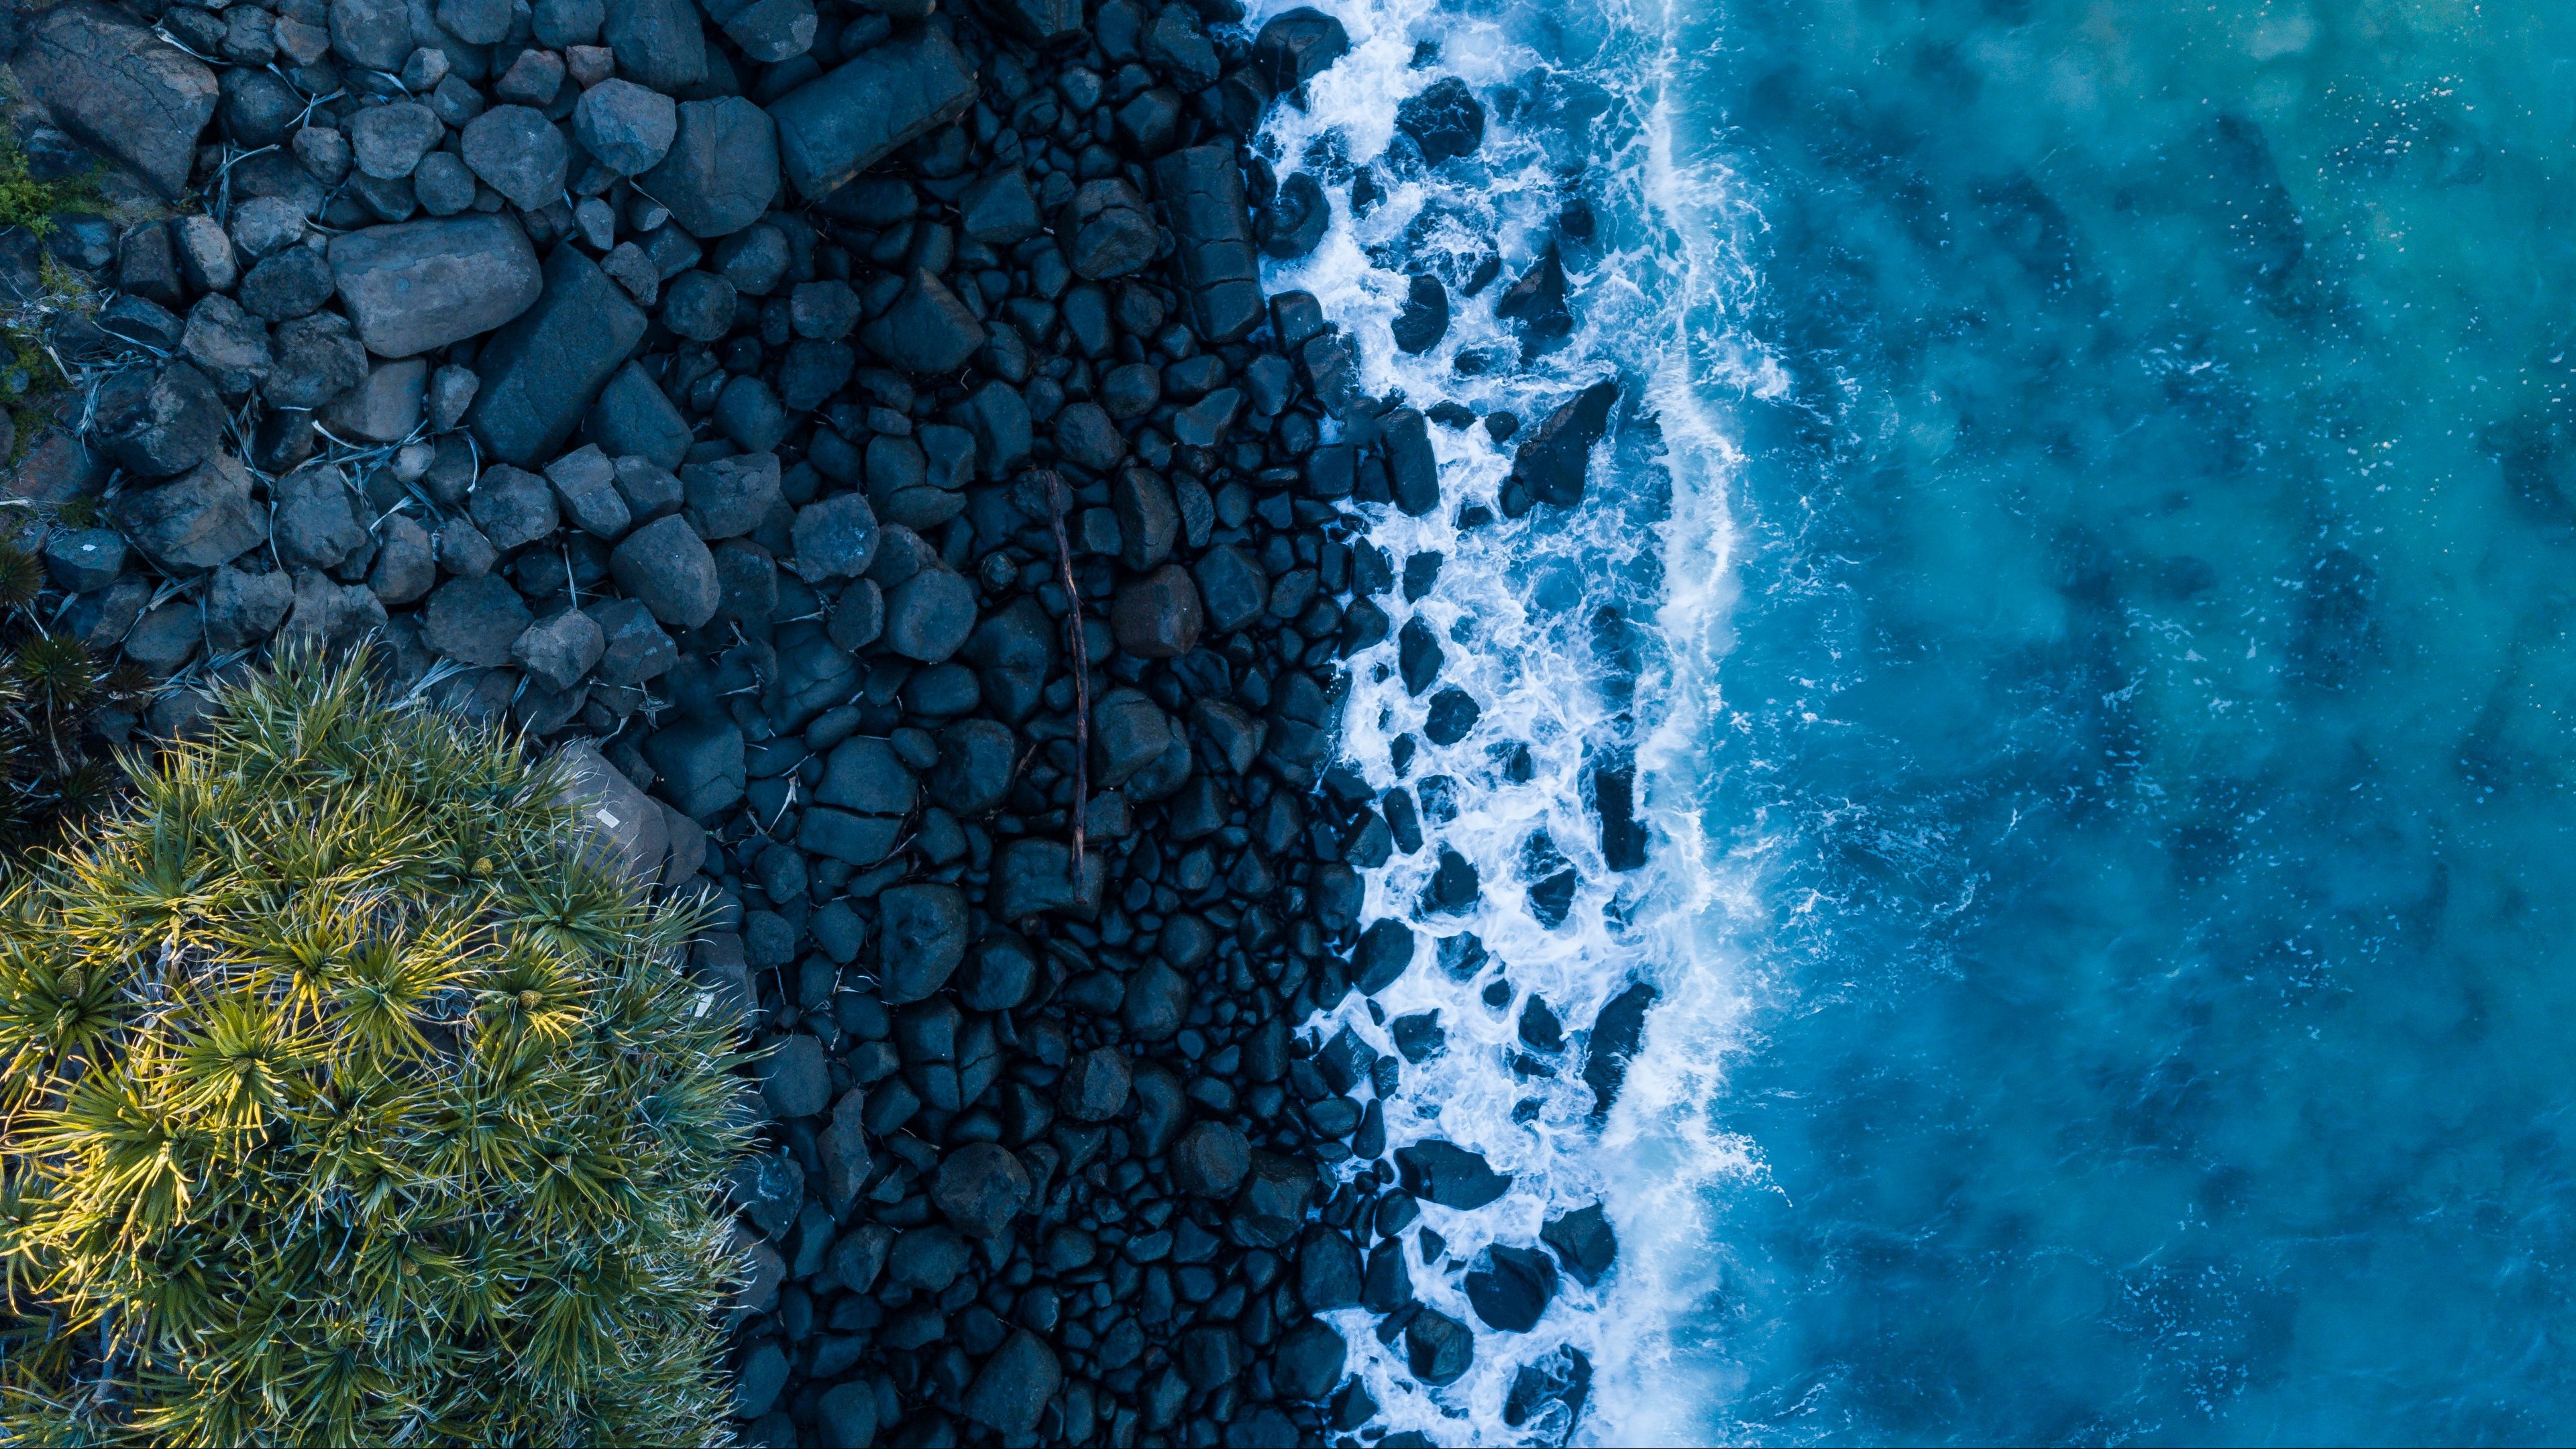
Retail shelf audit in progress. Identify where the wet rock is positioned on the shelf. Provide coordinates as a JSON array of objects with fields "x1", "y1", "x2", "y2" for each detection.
[
  {"x1": 1398, "y1": 76, "x2": 1486, "y2": 165},
  {"x1": 1256, "y1": 170, "x2": 1327, "y2": 259},
  {"x1": 1392, "y1": 272, "x2": 1451, "y2": 354},
  {"x1": 1354, "y1": 918, "x2": 1415, "y2": 996},
  {"x1": 1466, "y1": 1242, "x2": 1558, "y2": 1332},
  {"x1": 469, "y1": 244, "x2": 648, "y2": 466},
  {"x1": 1271, "y1": 1318, "x2": 1348, "y2": 1401},
  {"x1": 768, "y1": 28, "x2": 977, "y2": 199},
  {"x1": 859, "y1": 268, "x2": 986, "y2": 375},
  {"x1": 11, "y1": 4, "x2": 217, "y2": 199},
  {"x1": 460, "y1": 105, "x2": 568, "y2": 211},
  {"x1": 1513, "y1": 379, "x2": 1619, "y2": 508},
  {"x1": 1405, "y1": 1305, "x2": 1474, "y2": 1387},
  {"x1": 1298, "y1": 1226, "x2": 1362, "y2": 1311},
  {"x1": 110, "y1": 453, "x2": 267, "y2": 574},
  {"x1": 1228, "y1": 1150, "x2": 1311, "y2": 1249},
  {"x1": 1582, "y1": 979, "x2": 1658, "y2": 1119},
  {"x1": 1424, "y1": 686, "x2": 1480, "y2": 746},
  {"x1": 931, "y1": 1142, "x2": 1028, "y2": 1238},
  {"x1": 1364, "y1": 1235, "x2": 1414, "y2": 1313},
  {"x1": 1495, "y1": 246, "x2": 1574, "y2": 360},
  {"x1": 1542, "y1": 1201, "x2": 1619, "y2": 1287},
  {"x1": 639, "y1": 98, "x2": 779, "y2": 239},
  {"x1": 964, "y1": 1330, "x2": 1061, "y2": 1438},
  {"x1": 609, "y1": 514, "x2": 720, "y2": 627},
  {"x1": 420, "y1": 574, "x2": 532, "y2": 666},
  {"x1": 329, "y1": 214, "x2": 543, "y2": 358},
  {"x1": 1395, "y1": 1140, "x2": 1511, "y2": 1209},
  {"x1": 1250, "y1": 6, "x2": 1349, "y2": 94},
  {"x1": 1384, "y1": 407, "x2": 1440, "y2": 516},
  {"x1": 1151, "y1": 144, "x2": 1263, "y2": 342}
]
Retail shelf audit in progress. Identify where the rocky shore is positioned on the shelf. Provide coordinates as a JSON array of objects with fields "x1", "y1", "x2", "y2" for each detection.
[{"x1": 0, "y1": 0, "x2": 1629, "y2": 1442}]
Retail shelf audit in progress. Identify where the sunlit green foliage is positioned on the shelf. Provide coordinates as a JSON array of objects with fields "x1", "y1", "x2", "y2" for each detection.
[{"x1": 0, "y1": 648, "x2": 755, "y2": 1446}]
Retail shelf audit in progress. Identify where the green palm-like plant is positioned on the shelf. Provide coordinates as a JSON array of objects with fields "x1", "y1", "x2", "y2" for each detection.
[{"x1": 0, "y1": 647, "x2": 755, "y2": 1447}]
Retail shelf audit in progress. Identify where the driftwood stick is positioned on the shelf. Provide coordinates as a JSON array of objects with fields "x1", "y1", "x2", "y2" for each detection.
[{"x1": 1041, "y1": 470, "x2": 1088, "y2": 880}]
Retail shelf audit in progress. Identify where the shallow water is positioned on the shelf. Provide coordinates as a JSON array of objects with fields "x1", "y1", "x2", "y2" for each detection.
[{"x1": 1255, "y1": 0, "x2": 2576, "y2": 1441}]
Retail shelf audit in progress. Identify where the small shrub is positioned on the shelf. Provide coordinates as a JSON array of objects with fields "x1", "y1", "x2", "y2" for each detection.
[
  {"x1": 0, "y1": 543, "x2": 143, "y2": 838},
  {"x1": 0, "y1": 648, "x2": 754, "y2": 1446}
]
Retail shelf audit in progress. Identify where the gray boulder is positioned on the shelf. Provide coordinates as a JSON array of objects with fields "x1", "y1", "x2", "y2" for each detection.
[
  {"x1": 262, "y1": 311, "x2": 368, "y2": 410},
  {"x1": 94, "y1": 360, "x2": 223, "y2": 479},
  {"x1": 348, "y1": 101, "x2": 442, "y2": 178},
  {"x1": 469, "y1": 464, "x2": 559, "y2": 551},
  {"x1": 328, "y1": 214, "x2": 542, "y2": 358},
  {"x1": 270, "y1": 466, "x2": 368, "y2": 570},
  {"x1": 460, "y1": 105, "x2": 570, "y2": 211},
  {"x1": 420, "y1": 574, "x2": 532, "y2": 665},
  {"x1": 609, "y1": 515, "x2": 720, "y2": 628},
  {"x1": 600, "y1": 0, "x2": 706, "y2": 93},
  {"x1": 467, "y1": 244, "x2": 647, "y2": 467},
  {"x1": 11, "y1": 4, "x2": 217, "y2": 199},
  {"x1": 511, "y1": 608, "x2": 603, "y2": 689},
  {"x1": 320, "y1": 358, "x2": 429, "y2": 442},
  {"x1": 584, "y1": 361, "x2": 690, "y2": 470},
  {"x1": 635, "y1": 97, "x2": 778, "y2": 239},
  {"x1": 857, "y1": 268, "x2": 985, "y2": 374},
  {"x1": 767, "y1": 28, "x2": 977, "y2": 199},
  {"x1": 111, "y1": 453, "x2": 267, "y2": 575},
  {"x1": 571, "y1": 77, "x2": 675, "y2": 174}
]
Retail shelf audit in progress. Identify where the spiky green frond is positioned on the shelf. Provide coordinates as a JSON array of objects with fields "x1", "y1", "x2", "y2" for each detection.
[{"x1": 0, "y1": 647, "x2": 753, "y2": 1447}]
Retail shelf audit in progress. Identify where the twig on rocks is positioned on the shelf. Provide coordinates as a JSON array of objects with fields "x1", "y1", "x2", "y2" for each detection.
[{"x1": 1041, "y1": 469, "x2": 1087, "y2": 879}]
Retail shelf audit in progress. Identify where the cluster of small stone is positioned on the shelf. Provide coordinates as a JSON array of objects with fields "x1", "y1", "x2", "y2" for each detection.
[{"x1": 1, "y1": 0, "x2": 1640, "y2": 1442}]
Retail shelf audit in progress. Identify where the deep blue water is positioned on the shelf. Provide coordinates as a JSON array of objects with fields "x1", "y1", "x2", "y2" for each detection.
[
  {"x1": 1248, "y1": 0, "x2": 2576, "y2": 1439},
  {"x1": 1681, "y1": 0, "x2": 2576, "y2": 1441}
]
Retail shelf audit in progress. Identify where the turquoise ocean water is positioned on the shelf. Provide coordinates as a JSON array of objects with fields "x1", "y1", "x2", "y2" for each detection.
[{"x1": 1255, "y1": 0, "x2": 2576, "y2": 1440}]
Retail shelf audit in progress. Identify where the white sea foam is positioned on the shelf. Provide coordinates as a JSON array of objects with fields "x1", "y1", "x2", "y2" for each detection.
[{"x1": 1240, "y1": 0, "x2": 1782, "y2": 1440}]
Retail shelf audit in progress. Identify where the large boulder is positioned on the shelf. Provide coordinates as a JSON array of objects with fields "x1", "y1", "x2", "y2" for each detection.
[
  {"x1": 1150, "y1": 144, "x2": 1263, "y2": 342},
  {"x1": 468, "y1": 244, "x2": 647, "y2": 467},
  {"x1": 107, "y1": 453, "x2": 266, "y2": 574},
  {"x1": 599, "y1": 0, "x2": 706, "y2": 93},
  {"x1": 327, "y1": 215, "x2": 542, "y2": 358},
  {"x1": 1513, "y1": 379, "x2": 1620, "y2": 508},
  {"x1": 11, "y1": 4, "x2": 216, "y2": 199},
  {"x1": 636, "y1": 97, "x2": 779, "y2": 239},
  {"x1": 769, "y1": 28, "x2": 977, "y2": 199}
]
